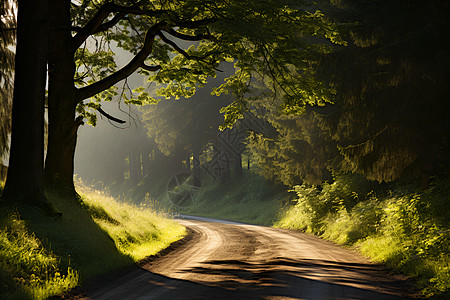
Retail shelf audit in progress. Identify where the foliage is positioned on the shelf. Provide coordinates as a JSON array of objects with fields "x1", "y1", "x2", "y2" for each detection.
[
  {"x1": 0, "y1": 213, "x2": 78, "y2": 300},
  {"x1": 140, "y1": 63, "x2": 233, "y2": 157},
  {"x1": 246, "y1": 107, "x2": 340, "y2": 186},
  {"x1": 245, "y1": 0, "x2": 450, "y2": 187},
  {"x1": 68, "y1": 0, "x2": 344, "y2": 127},
  {"x1": 0, "y1": 179, "x2": 186, "y2": 299},
  {"x1": 315, "y1": 0, "x2": 450, "y2": 183},
  {"x1": 276, "y1": 174, "x2": 450, "y2": 297}
]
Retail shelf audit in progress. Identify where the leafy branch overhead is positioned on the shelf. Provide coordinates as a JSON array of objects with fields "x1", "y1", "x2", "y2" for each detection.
[{"x1": 70, "y1": 0, "x2": 345, "y2": 127}]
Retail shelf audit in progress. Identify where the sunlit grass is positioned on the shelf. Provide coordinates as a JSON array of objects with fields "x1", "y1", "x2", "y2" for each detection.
[
  {"x1": 0, "y1": 212, "x2": 78, "y2": 300},
  {"x1": 77, "y1": 182, "x2": 186, "y2": 261},
  {"x1": 0, "y1": 179, "x2": 186, "y2": 299},
  {"x1": 275, "y1": 176, "x2": 450, "y2": 297}
]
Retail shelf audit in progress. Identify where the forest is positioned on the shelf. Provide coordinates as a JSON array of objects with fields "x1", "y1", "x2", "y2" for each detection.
[{"x1": 1, "y1": 0, "x2": 449, "y2": 299}]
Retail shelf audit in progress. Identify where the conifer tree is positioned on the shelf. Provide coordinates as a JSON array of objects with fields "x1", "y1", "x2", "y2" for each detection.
[{"x1": 317, "y1": 0, "x2": 450, "y2": 185}]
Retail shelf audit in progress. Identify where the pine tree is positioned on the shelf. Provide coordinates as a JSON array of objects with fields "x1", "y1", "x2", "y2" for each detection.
[{"x1": 316, "y1": 0, "x2": 450, "y2": 185}]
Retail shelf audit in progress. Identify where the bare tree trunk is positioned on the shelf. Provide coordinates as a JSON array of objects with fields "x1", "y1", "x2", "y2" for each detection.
[
  {"x1": 2, "y1": 0, "x2": 54, "y2": 213},
  {"x1": 234, "y1": 153, "x2": 243, "y2": 176},
  {"x1": 44, "y1": 0, "x2": 79, "y2": 198}
]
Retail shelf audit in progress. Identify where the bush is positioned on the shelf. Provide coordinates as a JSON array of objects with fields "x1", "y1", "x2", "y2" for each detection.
[{"x1": 276, "y1": 174, "x2": 450, "y2": 297}]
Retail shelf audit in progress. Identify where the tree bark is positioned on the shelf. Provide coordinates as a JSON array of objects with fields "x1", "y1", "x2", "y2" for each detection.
[
  {"x1": 44, "y1": 0, "x2": 79, "y2": 197},
  {"x1": 2, "y1": 0, "x2": 53, "y2": 212},
  {"x1": 233, "y1": 152, "x2": 243, "y2": 176}
]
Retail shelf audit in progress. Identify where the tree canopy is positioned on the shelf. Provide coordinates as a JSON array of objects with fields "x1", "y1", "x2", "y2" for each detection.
[
  {"x1": 38, "y1": 0, "x2": 345, "y2": 197},
  {"x1": 243, "y1": 0, "x2": 450, "y2": 187}
]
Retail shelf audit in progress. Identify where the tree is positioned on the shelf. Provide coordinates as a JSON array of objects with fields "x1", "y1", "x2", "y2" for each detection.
[
  {"x1": 43, "y1": 0, "x2": 343, "y2": 198},
  {"x1": 0, "y1": 0, "x2": 15, "y2": 160},
  {"x1": 246, "y1": 1, "x2": 450, "y2": 188},
  {"x1": 316, "y1": 0, "x2": 450, "y2": 186},
  {"x1": 2, "y1": 0, "x2": 53, "y2": 211},
  {"x1": 140, "y1": 63, "x2": 233, "y2": 186},
  {"x1": 247, "y1": 106, "x2": 339, "y2": 186}
]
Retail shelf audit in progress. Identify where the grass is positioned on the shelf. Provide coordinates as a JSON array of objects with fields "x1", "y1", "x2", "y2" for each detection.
[
  {"x1": 0, "y1": 212, "x2": 78, "y2": 300},
  {"x1": 76, "y1": 181, "x2": 186, "y2": 261},
  {"x1": 275, "y1": 175, "x2": 450, "y2": 298},
  {"x1": 163, "y1": 170, "x2": 449, "y2": 297},
  {"x1": 0, "y1": 180, "x2": 186, "y2": 300},
  {"x1": 173, "y1": 170, "x2": 290, "y2": 226},
  {"x1": 68, "y1": 170, "x2": 448, "y2": 298}
]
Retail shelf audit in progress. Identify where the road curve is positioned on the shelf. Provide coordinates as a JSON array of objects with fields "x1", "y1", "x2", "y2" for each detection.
[{"x1": 80, "y1": 216, "x2": 415, "y2": 300}]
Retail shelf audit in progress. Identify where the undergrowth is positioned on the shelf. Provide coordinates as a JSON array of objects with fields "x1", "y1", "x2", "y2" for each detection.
[
  {"x1": 275, "y1": 174, "x2": 450, "y2": 298},
  {"x1": 0, "y1": 179, "x2": 186, "y2": 300},
  {"x1": 76, "y1": 181, "x2": 186, "y2": 261},
  {"x1": 175, "y1": 170, "x2": 289, "y2": 226},
  {"x1": 0, "y1": 212, "x2": 78, "y2": 300}
]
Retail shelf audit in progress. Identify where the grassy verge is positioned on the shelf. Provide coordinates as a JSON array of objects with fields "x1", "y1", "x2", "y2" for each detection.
[
  {"x1": 0, "y1": 181, "x2": 186, "y2": 300},
  {"x1": 164, "y1": 170, "x2": 449, "y2": 297},
  {"x1": 275, "y1": 175, "x2": 449, "y2": 298},
  {"x1": 76, "y1": 182, "x2": 185, "y2": 262},
  {"x1": 174, "y1": 170, "x2": 289, "y2": 226}
]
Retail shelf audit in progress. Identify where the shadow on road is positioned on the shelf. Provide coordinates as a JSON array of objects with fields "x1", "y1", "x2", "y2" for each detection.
[
  {"x1": 176, "y1": 257, "x2": 414, "y2": 299},
  {"x1": 85, "y1": 257, "x2": 415, "y2": 299}
]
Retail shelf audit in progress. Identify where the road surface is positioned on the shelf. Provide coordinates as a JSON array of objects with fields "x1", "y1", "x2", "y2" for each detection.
[{"x1": 79, "y1": 216, "x2": 415, "y2": 299}]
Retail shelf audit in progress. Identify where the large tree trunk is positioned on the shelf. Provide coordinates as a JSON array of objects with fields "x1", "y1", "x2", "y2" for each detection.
[
  {"x1": 2, "y1": 0, "x2": 53, "y2": 212},
  {"x1": 44, "y1": 0, "x2": 79, "y2": 198}
]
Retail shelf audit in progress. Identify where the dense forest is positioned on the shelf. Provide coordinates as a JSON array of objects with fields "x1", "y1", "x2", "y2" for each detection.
[
  {"x1": 75, "y1": 0, "x2": 450, "y2": 198},
  {"x1": 1, "y1": 0, "x2": 449, "y2": 298}
]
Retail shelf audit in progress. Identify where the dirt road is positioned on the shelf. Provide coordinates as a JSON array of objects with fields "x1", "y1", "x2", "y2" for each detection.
[{"x1": 80, "y1": 216, "x2": 415, "y2": 299}]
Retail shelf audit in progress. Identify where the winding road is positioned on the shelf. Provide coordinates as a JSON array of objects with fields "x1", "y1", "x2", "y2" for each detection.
[{"x1": 79, "y1": 216, "x2": 415, "y2": 299}]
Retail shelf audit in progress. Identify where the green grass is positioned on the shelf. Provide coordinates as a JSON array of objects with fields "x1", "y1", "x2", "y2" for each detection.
[
  {"x1": 173, "y1": 170, "x2": 290, "y2": 226},
  {"x1": 0, "y1": 180, "x2": 186, "y2": 300},
  {"x1": 77, "y1": 182, "x2": 186, "y2": 261},
  {"x1": 0, "y1": 212, "x2": 78, "y2": 300},
  {"x1": 275, "y1": 175, "x2": 450, "y2": 298}
]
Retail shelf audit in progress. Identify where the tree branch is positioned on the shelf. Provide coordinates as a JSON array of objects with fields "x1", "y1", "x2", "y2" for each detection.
[
  {"x1": 98, "y1": 107, "x2": 126, "y2": 124},
  {"x1": 158, "y1": 31, "x2": 194, "y2": 60},
  {"x1": 76, "y1": 23, "x2": 163, "y2": 102},
  {"x1": 93, "y1": 12, "x2": 126, "y2": 34},
  {"x1": 0, "y1": 27, "x2": 17, "y2": 33},
  {"x1": 164, "y1": 28, "x2": 214, "y2": 41},
  {"x1": 158, "y1": 30, "x2": 221, "y2": 69},
  {"x1": 72, "y1": 2, "x2": 119, "y2": 50},
  {"x1": 140, "y1": 63, "x2": 162, "y2": 72},
  {"x1": 72, "y1": 2, "x2": 168, "y2": 50}
]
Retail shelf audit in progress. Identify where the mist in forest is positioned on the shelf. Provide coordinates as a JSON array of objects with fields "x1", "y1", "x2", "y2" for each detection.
[{"x1": 74, "y1": 60, "x2": 237, "y2": 202}]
